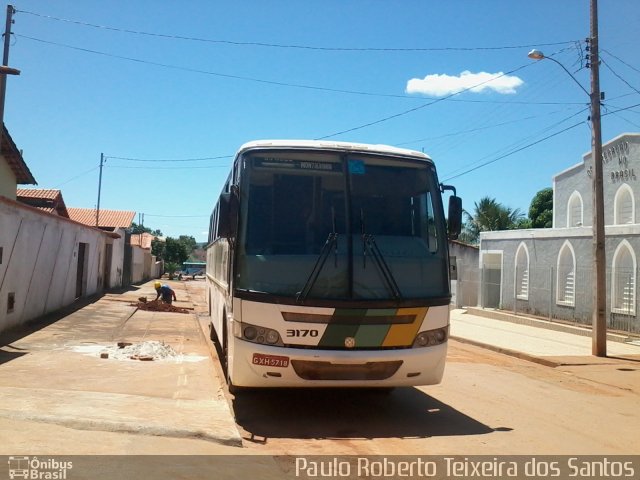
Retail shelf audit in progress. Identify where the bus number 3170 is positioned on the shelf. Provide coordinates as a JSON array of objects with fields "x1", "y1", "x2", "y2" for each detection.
[{"x1": 286, "y1": 329, "x2": 319, "y2": 338}]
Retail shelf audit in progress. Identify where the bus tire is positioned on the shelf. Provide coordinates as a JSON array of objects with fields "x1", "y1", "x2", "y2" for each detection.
[
  {"x1": 222, "y1": 312, "x2": 242, "y2": 395},
  {"x1": 209, "y1": 321, "x2": 218, "y2": 343}
]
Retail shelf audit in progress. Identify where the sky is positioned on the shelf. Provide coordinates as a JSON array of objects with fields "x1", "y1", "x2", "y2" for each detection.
[{"x1": 5, "y1": 0, "x2": 640, "y2": 242}]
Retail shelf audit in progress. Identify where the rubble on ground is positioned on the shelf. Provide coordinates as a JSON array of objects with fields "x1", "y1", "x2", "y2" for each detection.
[
  {"x1": 131, "y1": 299, "x2": 189, "y2": 314},
  {"x1": 101, "y1": 340, "x2": 179, "y2": 361}
]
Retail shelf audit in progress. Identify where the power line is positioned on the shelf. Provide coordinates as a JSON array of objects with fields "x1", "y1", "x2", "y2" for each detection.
[
  {"x1": 441, "y1": 107, "x2": 589, "y2": 179},
  {"x1": 16, "y1": 34, "x2": 584, "y2": 106},
  {"x1": 16, "y1": 9, "x2": 577, "y2": 52},
  {"x1": 315, "y1": 63, "x2": 534, "y2": 139},
  {"x1": 394, "y1": 107, "x2": 582, "y2": 147},
  {"x1": 440, "y1": 102, "x2": 640, "y2": 182},
  {"x1": 442, "y1": 121, "x2": 585, "y2": 182},
  {"x1": 143, "y1": 213, "x2": 209, "y2": 218},
  {"x1": 107, "y1": 164, "x2": 230, "y2": 170},
  {"x1": 600, "y1": 57, "x2": 640, "y2": 97},
  {"x1": 607, "y1": 110, "x2": 640, "y2": 129},
  {"x1": 106, "y1": 154, "x2": 233, "y2": 162},
  {"x1": 601, "y1": 49, "x2": 640, "y2": 75},
  {"x1": 53, "y1": 165, "x2": 100, "y2": 187}
]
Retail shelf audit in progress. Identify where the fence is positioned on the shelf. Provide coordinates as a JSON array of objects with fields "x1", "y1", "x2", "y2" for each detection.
[{"x1": 464, "y1": 263, "x2": 640, "y2": 335}]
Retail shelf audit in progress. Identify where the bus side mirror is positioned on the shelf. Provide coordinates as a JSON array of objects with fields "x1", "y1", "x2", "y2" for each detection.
[
  {"x1": 218, "y1": 188, "x2": 239, "y2": 239},
  {"x1": 448, "y1": 196, "x2": 462, "y2": 240}
]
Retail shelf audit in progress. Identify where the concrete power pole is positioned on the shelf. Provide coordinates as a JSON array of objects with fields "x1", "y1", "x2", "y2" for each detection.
[
  {"x1": 590, "y1": 0, "x2": 606, "y2": 357},
  {"x1": 0, "y1": 4, "x2": 15, "y2": 148},
  {"x1": 96, "y1": 153, "x2": 104, "y2": 227}
]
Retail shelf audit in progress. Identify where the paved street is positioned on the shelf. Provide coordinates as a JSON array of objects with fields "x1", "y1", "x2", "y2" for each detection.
[
  {"x1": 0, "y1": 280, "x2": 242, "y2": 454},
  {"x1": 0, "y1": 279, "x2": 639, "y2": 456}
]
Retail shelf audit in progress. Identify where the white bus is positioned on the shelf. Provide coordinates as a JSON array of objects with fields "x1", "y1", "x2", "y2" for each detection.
[{"x1": 206, "y1": 140, "x2": 461, "y2": 391}]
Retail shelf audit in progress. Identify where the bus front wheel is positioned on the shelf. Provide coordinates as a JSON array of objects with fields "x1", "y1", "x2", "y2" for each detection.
[{"x1": 222, "y1": 314, "x2": 241, "y2": 395}]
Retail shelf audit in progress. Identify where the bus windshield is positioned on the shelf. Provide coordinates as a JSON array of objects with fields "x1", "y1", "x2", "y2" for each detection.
[{"x1": 236, "y1": 150, "x2": 449, "y2": 303}]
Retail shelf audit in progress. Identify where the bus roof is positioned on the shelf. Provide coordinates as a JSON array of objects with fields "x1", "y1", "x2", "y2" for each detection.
[{"x1": 236, "y1": 140, "x2": 432, "y2": 162}]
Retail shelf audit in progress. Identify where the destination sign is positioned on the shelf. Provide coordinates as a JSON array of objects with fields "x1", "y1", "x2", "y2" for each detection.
[{"x1": 254, "y1": 157, "x2": 342, "y2": 172}]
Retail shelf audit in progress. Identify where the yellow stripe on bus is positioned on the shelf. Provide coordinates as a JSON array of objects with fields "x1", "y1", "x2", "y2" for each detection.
[{"x1": 381, "y1": 307, "x2": 428, "y2": 347}]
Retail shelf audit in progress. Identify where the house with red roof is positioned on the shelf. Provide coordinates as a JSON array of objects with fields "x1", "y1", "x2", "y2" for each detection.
[
  {"x1": 0, "y1": 127, "x2": 145, "y2": 333},
  {"x1": 66, "y1": 208, "x2": 161, "y2": 283},
  {"x1": 67, "y1": 208, "x2": 135, "y2": 230},
  {"x1": 16, "y1": 188, "x2": 70, "y2": 217}
]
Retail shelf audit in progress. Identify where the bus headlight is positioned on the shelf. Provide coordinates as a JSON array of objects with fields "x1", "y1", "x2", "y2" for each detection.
[
  {"x1": 413, "y1": 327, "x2": 448, "y2": 348},
  {"x1": 244, "y1": 326, "x2": 257, "y2": 340},
  {"x1": 266, "y1": 330, "x2": 279, "y2": 344},
  {"x1": 241, "y1": 322, "x2": 283, "y2": 346}
]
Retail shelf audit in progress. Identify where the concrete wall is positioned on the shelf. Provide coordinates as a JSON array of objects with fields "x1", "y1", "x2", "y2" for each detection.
[
  {"x1": 107, "y1": 227, "x2": 127, "y2": 289},
  {"x1": 0, "y1": 160, "x2": 17, "y2": 200},
  {"x1": 449, "y1": 240, "x2": 479, "y2": 308},
  {"x1": 130, "y1": 247, "x2": 159, "y2": 284},
  {"x1": 481, "y1": 227, "x2": 640, "y2": 331},
  {"x1": 0, "y1": 197, "x2": 119, "y2": 332},
  {"x1": 152, "y1": 260, "x2": 163, "y2": 279},
  {"x1": 131, "y1": 247, "x2": 146, "y2": 284}
]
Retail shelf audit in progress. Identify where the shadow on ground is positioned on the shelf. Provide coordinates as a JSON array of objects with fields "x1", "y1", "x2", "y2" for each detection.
[
  {"x1": 232, "y1": 387, "x2": 507, "y2": 442},
  {"x1": 0, "y1": 284, "x2": 143, "y2": 348}
]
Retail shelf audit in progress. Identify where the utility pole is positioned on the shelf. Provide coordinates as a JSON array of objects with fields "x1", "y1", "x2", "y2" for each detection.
[
  {"x1": 589, "y1": 0, "x2": 606, "y2": 356},
  {"x1": 96, "y1": 153, "x2": 104, "y2": 227},
  {"x1": 0, "y1": 4, "x2": 15, "y2": 149}
]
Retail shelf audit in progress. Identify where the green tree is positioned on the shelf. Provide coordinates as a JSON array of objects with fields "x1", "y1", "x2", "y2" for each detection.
[
  {"x1": 178, "y1": 235, "x2": 197, "y2": 255},
  {"x1": 164, "y1": 237, "x2": 189, "y2": 265},
  {"x1": 151, "y1": 238, "x2": 165, "y2": 259},
  {"x1": 130, "y1": 222, "x2": 163, "y2": 236},
  {"x1": 528, "y1": 187, "x2": 553, "y2": 228},
  {"x1": 459, "y1": 196, "x2": 524, "y2": 244}
]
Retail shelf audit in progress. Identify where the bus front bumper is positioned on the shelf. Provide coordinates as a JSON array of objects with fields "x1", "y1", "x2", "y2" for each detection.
[{"x1": 230, "y1": 339, "x2": 447, "y2": 388}]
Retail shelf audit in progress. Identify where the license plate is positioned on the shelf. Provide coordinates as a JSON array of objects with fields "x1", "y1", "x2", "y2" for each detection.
[{"x1": 252, "y1": 353, "x2": 290, "y2": 368}]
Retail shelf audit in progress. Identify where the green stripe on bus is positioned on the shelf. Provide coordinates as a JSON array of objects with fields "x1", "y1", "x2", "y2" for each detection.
[
  {"x1": 354, "y1": 324, "x2": 391, "y2": 347},
  {"x1": 333, "y1": 309, "x2": 368, "y2": 317},
  {"x1": 318, "y1": 324, "x2": 359, "y2": 347}
]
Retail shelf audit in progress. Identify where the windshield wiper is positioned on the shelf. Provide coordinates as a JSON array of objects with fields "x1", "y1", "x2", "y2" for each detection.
[
  {"x1": 297, "y1": 232, "x2": 338, "y2": 302},
  {"x1": 297, "y1": 207, "x2": 339, "y2": 303},
  {"x1": 360, "y1": 209, "x2": 402, "y2": 301},
  {"x1": 363, "y1": 234, "x2": 403, "y2": 301}
]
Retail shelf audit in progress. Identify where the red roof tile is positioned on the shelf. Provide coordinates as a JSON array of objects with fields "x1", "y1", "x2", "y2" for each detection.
[
  {"x1": 67, "y1": 208, "x2": 135, "y2": 228},
  {"x1": 16, "y1": 188, "x2": 69, "y2": 218},
  {"x1": 16, "y1": 188, "x2": 60, "y2": 200}
]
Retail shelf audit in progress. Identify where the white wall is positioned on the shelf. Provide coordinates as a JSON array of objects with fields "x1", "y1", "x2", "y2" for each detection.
[
  {"x1": 0, "y1": 197, "x2": 117, "y2": 332},
  {"x1": 131, "y1": 246, "x2": 146, "y2": 284},
  {"x1": 0, "y1": 160, "x2": 17, "y2": 200},
  {"x1": 108, "y1": 227, "x2": 127, "y2": 288}
]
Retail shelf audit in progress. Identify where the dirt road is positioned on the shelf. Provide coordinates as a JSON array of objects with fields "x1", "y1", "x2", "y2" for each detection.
[{"x1": 223, "y1": 339, "x2": 638, "y2": 455}]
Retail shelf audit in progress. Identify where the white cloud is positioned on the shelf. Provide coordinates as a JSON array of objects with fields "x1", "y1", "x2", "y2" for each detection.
[{"x1": 406, "y1": 70, "x2": 524, "y2": 97}]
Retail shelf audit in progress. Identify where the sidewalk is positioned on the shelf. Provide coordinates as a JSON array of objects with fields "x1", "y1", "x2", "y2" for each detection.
[
  {"x1": 450, "y1": 307, "x2": 640, "y2": 367},
  {"x1": 0, "y1": 279, "x2": 244, "y2": 454}
]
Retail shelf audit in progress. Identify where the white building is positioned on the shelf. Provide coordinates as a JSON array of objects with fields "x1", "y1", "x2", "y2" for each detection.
[{"x1": 479, "y1": 133, "x2": 640, "y2": 333}]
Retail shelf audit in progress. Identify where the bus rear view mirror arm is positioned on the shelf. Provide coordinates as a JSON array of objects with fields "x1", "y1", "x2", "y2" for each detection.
[{"x1": 441, "y1": 184, "x2": 462, "y2": 241}]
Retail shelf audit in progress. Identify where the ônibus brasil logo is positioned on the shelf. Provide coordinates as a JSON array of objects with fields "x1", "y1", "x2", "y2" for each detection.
[{"x1": 8, "y1": 457, "x2": 73, "y2": 479}]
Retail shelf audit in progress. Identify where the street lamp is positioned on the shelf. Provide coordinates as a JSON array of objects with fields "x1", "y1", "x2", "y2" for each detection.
[
  {"x1": 527, "y1": 50, "x2": 591, "y2": 97},
  {"x1": 527, "y1": 0, "x2": 606, "y2": 357}
]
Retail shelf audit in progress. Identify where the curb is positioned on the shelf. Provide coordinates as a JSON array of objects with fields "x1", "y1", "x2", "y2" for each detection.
[
  {"x1": 450, "y1": 336, "x2": 561, "y2": 368},
  {"x1": 0, "y1": 411, "x2": 243, "y2": 447},
  {"x1": 465, "y1": 307, "x2": 634, "y2": 344}
]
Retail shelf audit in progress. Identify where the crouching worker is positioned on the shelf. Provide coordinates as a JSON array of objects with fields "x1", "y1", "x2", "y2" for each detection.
[{"x1": 154, "y1": 281, "x2": 177, "y2": 304}]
